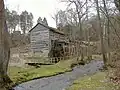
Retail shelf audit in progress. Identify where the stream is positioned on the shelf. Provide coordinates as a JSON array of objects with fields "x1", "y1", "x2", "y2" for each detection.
[{"x1": 14, "y1": 60, "x2": 104, "y2": 90}]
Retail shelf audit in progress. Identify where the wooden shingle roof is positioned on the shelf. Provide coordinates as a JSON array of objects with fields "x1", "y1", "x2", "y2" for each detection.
[{"x1": 29, "y1": 23, "x2": 64, "y2": 35}]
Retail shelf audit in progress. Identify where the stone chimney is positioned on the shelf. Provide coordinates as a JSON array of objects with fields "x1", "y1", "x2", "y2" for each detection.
[
  {"x1": 37, "y1": 17, "x2": 42, "y2": 24},
  {"x1": 43, "y1": 17, "x2": 48, "y2": 26}
]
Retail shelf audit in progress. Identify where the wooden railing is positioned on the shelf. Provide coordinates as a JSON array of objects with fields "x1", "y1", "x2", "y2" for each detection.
[
  {"x1": 26, "y1": 56, "x2": 74, "y2": 64},
  {"x1": 49, "y1": 56, "x2": 74, "y2": 63},
  {"x1": 49, "y1": 57, "x2": 64, "y2": 63}
]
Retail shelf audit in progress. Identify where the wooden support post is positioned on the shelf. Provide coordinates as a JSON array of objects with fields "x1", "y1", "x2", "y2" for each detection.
[{"x1": 69, "y1": 42, "x2": 70, "y2": 57}]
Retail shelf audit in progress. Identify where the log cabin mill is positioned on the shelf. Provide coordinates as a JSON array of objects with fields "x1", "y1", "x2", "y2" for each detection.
[{"x1": 29, "y1": 19, "x2": 69, "y2": 59}]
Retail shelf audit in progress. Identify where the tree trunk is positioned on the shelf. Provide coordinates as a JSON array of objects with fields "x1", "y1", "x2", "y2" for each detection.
[
  {"x1": 102, "y1": 0, "x2": 111, "y2": 62},
  {"x1": 0, "y1": 0, "x2": 12, "y2": 89},
  {"x1": 75, "y1": 2, "x2": 84, "y2": 61},
  {"x1": 95, "y1": 0, "x2": 107, "y2": 68},
  {"x1": 86, "y1": 0, "x2": 92, "y2": 60}
]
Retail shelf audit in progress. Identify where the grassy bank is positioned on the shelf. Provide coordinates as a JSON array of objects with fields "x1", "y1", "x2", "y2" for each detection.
[
  {"x1": 67, "y1": 72, "x2": 116, "y2": 90},
  {"x1": 8, "y1": 58, "x2": 81, "y2": 84},
  {"x1": 8, "y1": 55, "x2": 102, "y2": 84}
]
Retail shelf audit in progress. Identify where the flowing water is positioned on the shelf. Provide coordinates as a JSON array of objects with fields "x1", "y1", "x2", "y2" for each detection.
[{"x1": 14, "y1": 60, "x2": 104, "y2": 90}]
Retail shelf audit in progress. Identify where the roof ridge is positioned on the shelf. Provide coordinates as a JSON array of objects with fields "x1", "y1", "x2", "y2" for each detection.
[{"x1": 29, "y1": 23, "x2": 64, "y2": 35}]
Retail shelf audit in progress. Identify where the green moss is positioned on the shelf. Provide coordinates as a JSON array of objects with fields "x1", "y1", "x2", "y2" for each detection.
[
  {"x1": 8, "y1": 58, "x2": 77, "y2": 84},
  {"x1": 67, "y1": 72, "x2": 116, "y2": 90},
  {"x1": 8, "y1": 56, "x2": 102, "y2": 84}
]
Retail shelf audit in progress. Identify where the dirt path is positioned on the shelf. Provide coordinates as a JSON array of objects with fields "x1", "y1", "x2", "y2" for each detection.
[{"x1": 14, "y1": 60, "x2": 104, "y2": 90}]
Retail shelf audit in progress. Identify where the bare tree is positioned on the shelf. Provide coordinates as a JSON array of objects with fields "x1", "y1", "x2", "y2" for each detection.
[
  {"x1": 102, "y1": 0, "x2": 111, "y2": 62},
  {"x1": 52, "y1": 10, "x2": 65, "y2": 28},
  {"x1": 66, "y1": 8, "x2": 78, "y2": 26},
  {"x1": 51, "y1": 11, "x2": 59, "y2": 27},
  {"x1": 95, "y1": 0, "x2": 107, "y2": 68},
  {"x1": 62, "y1": 0, "x2": 89, "y2": 60},
  {"x1": 85, "y1": 0, "x2": 92, "y2": 60},
  {"x1": 0, "y1": 0, "x2": 12, "y2": 89}
]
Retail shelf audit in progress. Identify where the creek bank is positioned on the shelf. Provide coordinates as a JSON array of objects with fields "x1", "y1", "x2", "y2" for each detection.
[{"x1": 13, "y1": 60, "x2": 103, "y2": 90}]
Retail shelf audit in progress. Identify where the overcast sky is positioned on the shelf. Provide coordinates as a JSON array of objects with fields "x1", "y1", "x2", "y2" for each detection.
[{"x1": 5, "y1": 0, "x2": 67, "y2": 28}]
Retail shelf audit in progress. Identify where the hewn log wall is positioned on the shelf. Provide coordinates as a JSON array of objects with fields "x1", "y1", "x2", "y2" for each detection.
[{"x1": 30, "y1": 24, "x2": 49, "y2": 55}]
